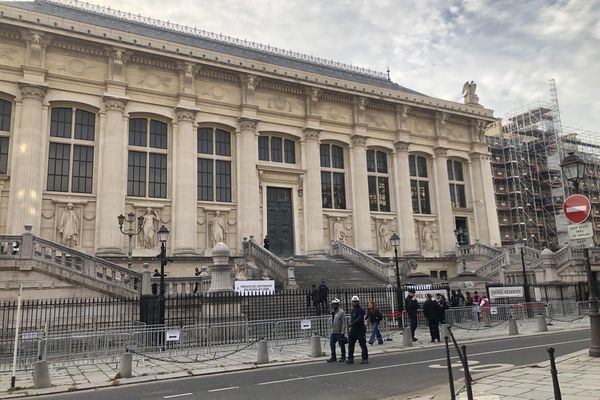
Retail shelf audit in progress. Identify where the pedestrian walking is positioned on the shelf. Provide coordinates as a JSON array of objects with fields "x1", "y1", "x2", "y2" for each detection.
[
  {"x1": 404, "y1": 289, "x2": 419, "y2": 342},
  {"x1": 437, "y1": 293, "x2": 449, "y2": 324},
  {"x1": 473, "y1": 291, "x2": 482, "y2": 322},
  {"x1": 193, "y1": 267, "x2": 201, "y2": 293},
  {"x1": 480, "y1": 295, "x2": 492, "y2": 326},
  {"x1": 317, "y1": 280, "x2": 329, "y2": 314},
  {"x1": 327, "y1": 298, "x2": 347, "y2": 363},
  {"x1": 346, "y1": 296, "x2": 368, "y2": 364},
  {"x1": 423, "y1": 294, "x2": 441, "y2": 342},
  {"x1": 367, "y1": 301, "x2": 384, "y2": 345}
]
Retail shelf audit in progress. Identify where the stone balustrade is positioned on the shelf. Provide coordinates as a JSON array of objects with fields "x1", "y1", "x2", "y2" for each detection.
[
  {"x1": 474, "y1": 254, "x2": 508, "y2": 278},
  {"x1": 331, "y1": 241, "x2": 393, "y2": 282},
  {"x1": 150, "y1": 276, "x2": 212, "y2": 295},
  {"x1": 242, "y1": 237, "x2": 297, "y2": 288}
]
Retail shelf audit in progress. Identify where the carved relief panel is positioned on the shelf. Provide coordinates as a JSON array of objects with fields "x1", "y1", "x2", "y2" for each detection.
[
  {"x1": 46, "y1": 51, "x2": 106, "y2": 81},
  {"x1": 126, "y1": 66, "x2": 178, "y2": 93},
  {"x1": 319, "y1": 101, "x2": 352, "y2": 122},
  {"x1": 198, "y1": 208, "x2": 237, "y2": 255},
  {"x1": 415, "y1": 219, "x2": 439, "y2": 257},
  {"x1": 326, "y1": 215, "x2": 352, "y2": 244}
]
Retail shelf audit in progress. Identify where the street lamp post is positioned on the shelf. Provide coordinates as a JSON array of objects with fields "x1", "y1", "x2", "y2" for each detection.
[
  {"x1": 389, "y1": 233, "x2": 403, "y2": 318},
  {"x1": 157, "y1": 225, "x2": 170, "y2": 327},
  {"x1": 454, "y1": 226, "x2": 468, "y2": 272},
  {"x1": 117, "y1": 212, "x2": 145, "y2": 270},
  {"x1": 518, "y1": 239, "x2": 532, "y2": 305},
  {"x1": 561, "y1": 152, "x2": 600, "y2": 357}
]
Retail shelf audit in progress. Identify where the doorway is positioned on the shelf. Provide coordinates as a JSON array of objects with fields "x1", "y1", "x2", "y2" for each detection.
[{"x1": 266, "y1": 187, "x2": 294, "y2": 257}]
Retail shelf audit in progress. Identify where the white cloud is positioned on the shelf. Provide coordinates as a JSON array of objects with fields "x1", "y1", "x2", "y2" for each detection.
[{"x1": 54, "y1": 0, "x2": 600, "y2": 131}]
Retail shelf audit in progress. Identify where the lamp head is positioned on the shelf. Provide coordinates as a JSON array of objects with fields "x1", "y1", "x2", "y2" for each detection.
[
  {"x1": 560, "y1": 152, "x2": 586, "y2": 184},
  {"x1": 389, "y1": 233, "x2": 400, "y2": 248},
  {"x1": 126, "y1": 211, "x2": 135, "y2": 223},
  {"x1": 137, "y1": 215, "x2": 145, "y2": 230},
  {"x1": 117, "y1": 214, "x2": 125, "y2": 228},
  {"x1": 157, "y1": 225, "x2": 170, "y2": 243}
]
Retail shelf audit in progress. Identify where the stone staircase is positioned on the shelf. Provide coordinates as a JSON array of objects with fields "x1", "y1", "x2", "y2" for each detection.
[{"x1": 292, "y1": 255, "x2": 389, "y2": 288}]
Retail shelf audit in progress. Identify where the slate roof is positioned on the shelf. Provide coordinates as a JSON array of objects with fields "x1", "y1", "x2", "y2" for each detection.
[{"x1": 3, "y1": 0, "x2": 424, "y2": 95}]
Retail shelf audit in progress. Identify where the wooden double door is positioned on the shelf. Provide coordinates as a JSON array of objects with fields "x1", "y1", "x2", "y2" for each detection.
[{"x1": 266, "y1": 187, "x2": 294, "y2": 257}]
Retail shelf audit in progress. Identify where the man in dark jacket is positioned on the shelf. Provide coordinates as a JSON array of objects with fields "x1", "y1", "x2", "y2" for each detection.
[
  {"x1": 423, "y1": 294, "x2": 440, "y2": 342},
  {"x1": 405, "y1": 289, "x2": 419, "y2": 341},
  {"x1": 346, "y1": 296, "x2": 368, "y2": 364},
  {"x1": 317, "y1": 280, "x2": 329, "y2": 314}
]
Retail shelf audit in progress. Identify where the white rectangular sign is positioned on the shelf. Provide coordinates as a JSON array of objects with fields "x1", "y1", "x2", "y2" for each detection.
[
  {"x1": 489, "y1": 286, "x2": 524, "y2": 300},
  {"x1": 166, "y1": 330, "x2": 180, "y2": 342},
  {"x1": 490, "y1": 307, "x2": 498, "y2": 315},
  {"x1": 568, "y1": 222, "x2": 593, "y2": 240},
  {"x1": 234, "y1": 280, "x2": 275, "y2": 295},
  {"x1": 568, "y1": 237, "x2": 595, "y2": 249},
  {"x1": 300, "y1": 319, "x2": 312, "y2": 330},
  {"x1": 408, "y1": 289, "x2": 449, "y2": 304}
]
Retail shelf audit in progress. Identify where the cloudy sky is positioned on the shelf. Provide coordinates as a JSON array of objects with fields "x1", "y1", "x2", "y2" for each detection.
[{"x1": 64, "y1": 0, "x2": 600, "y2": 132}]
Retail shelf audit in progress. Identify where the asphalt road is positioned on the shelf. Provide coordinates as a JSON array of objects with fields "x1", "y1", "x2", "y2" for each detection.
[{"x1": 28, "y1": 329, "x2": 591, "y2": 400}]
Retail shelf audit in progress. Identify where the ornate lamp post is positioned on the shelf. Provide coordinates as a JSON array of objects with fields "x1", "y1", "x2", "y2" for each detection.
[
  {"x1": 157, "y1": 225, "x2": 170, "y2": 326},
  {"x1": 561, "y1": 152, "x2": 600, "y2": 357},
  {"x1": 518, "y1": 238, "x2": 532, "y2": 305},
  {"x1": 389, "y1": 233, "x2": 403, "y2": 316},
  {"x1": 454, "y1": 226, "x2": 468, "y2": 272},
  {"x1": 117, "y1": 212, "x2": 145, "y2": 270}
]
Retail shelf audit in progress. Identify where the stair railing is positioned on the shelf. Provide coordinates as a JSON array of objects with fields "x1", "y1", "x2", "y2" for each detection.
[
  {"x1": 242, "y1": 236, "x2": 298, "y2": 288},
  {"x1": 331, "y1": 241, "x2": 393, "y2": 283}
]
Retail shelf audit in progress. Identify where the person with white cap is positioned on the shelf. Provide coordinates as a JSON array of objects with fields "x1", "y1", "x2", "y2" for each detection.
[
  {"x1": 346, "y1": 295, "x2": 368, "y2": 364},
  {"x1": 327, "y1": 298, "x2": 347, "y2": 362}
]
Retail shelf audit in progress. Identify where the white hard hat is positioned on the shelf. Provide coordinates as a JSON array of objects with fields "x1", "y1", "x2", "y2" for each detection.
[
  {"x1": 331, "y1": 298, "x2": 340, "y2": 304},
  {"x1": 351, "y1": 295, "x2": 360, "y2": 302}
]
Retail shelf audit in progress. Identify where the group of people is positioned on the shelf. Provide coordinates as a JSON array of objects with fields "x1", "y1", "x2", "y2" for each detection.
[
  {"x1": 308, "y1": 281, "x2": 330, "y2": 314},
  {"x1": 328, "y1": 296, "x2": 384, "y2": 364},
  {"x1": 449, "y1": 289, "x2": 492, "y2": 326}
]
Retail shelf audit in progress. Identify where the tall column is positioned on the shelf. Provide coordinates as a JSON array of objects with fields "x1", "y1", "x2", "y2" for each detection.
[
  {"x1": 350, "y1": 135, "x2": 372, "y2": 252},
  {"x1": 303, "y1": 128, "x2": 324, "y2": 253},
  {"x1": 7, "y1": 82, "x2": 48, "y2": 234},
  {"x1": 237, "y1": 117, "x2": 261, "y2": 242},
  {"x1": 470, "y1": 151, "x2": 501, "y2": 246},
  {"x1": 393, "y1": 141, "x2": 418, "y2": 254},
  {"x1": 173, "y1": 106, "x2": 199, "y2": 254},
  {"x1": 433, "y1": 147, "x2": 455, "y2": 255},
  {"x1": 95, "y1": 95, "x2": 128, "y2": 255}
]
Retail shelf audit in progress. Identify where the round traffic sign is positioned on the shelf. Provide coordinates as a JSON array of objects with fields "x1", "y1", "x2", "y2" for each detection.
[{"x1": 563, "y1": 195, "x2": 591, "y2": 224}]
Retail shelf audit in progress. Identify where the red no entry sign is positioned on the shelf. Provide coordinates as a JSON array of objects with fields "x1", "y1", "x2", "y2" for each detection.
[{"x1": 563, "y1": 195, "x2": 591, "y2": 224}]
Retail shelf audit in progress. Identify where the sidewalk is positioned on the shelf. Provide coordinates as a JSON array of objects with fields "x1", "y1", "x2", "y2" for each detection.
[{"x1": 0, "y1": 318, "x2": 590, "y2": 399}]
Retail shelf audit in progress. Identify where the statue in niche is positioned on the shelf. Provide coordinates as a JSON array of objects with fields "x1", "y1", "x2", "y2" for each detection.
[
  {"x1": 333, "y1": 217, "x2": 346, "y2": 243},
  {"x1": 209, "y1": 211, "x2": 226, "y2": 246},
  {"x1": 462, "y1": 81, "x2": 480, "y2": 105},
  {"x1": 58, "y1": 203, "x2": 79, "y2": 247},
  {"x1": 141, "y1": 208, "x2": 160, "y2": 249},
  {"x1": 379, "y1": 223, "x2": 391, "y2": 252},
  {"x1": 421, "y1": 221, "x2": 434, "y2": 253}
]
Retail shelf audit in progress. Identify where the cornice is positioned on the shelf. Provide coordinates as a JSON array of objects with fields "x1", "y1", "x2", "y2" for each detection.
[
  {"x1": 129, "y1": 54, "x2": 177, "y2": 70},
  {"x1": 258, "y1": 79, "x2": 304, "y2": 96},
  {"x1": 49, "y1": 38, "x2": 105, "y2": 58},
  {"x1": 197, "y1": 68, "x2": 239, "y2": 83}
]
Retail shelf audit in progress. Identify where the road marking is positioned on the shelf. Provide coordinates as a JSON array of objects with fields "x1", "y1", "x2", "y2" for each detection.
[
  {"x1": 256, "y1": 338, "x2": 589, "y2": 385},
  {"x1": 208, "y1": 386, "x2": 239, "y2": 392},
  {"x1": 467, "y1": 363, "x2": 513, "y2": 372},
  {"x1": 428, "y1": 360, "x2": 480, "y2": 369},
  {"x1": 163, "y1": 394, "x2": 193, "y2": 399}
]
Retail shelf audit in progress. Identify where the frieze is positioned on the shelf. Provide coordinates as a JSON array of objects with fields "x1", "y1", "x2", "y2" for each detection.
[
  {"x1": 366, "y1": 100, "x2": 394, "y2": 112},
  {"x1": 319, "y1": 91, "x2": 353, "y2": 104},
  {"x1": 129, "y1": 55, "x2": 177, "y2": 70},
  {"x1": 0, "y1": 29, "x2": 21, "y2": 41},
  {"x1": 267, "y1": 94, "x2": 293, "y2": 112},
  {"x1": 49, "y1": 39, "x2": 105, "y2": 58},
  {"x1": 198, "y1": 68, "x2": 239, "y2": 83},
  {"x1": 259, "y1": 79, "x2": 304, "y2": 95},
  {"x1": 408, "y1": 108, "x2": 435, "y2": 119}
]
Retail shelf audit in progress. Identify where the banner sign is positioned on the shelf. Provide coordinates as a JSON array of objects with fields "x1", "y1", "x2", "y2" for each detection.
[
  {"x1": 405, "y1": 287, "x2": 449, "y2": 304},
  {"x1": 234, "y1": 280, "x2": 275, "y2": 295},
  {"x1": 489, "y1": 286, "x2": 524, "y2": 300}
]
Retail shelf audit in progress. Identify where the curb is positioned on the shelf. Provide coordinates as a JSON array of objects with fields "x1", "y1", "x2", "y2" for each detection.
[{"x1": 1, "y1": 324, "x2": 590, "y2": 399}]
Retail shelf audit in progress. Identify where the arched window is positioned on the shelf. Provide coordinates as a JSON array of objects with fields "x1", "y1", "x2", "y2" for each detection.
[
  {"x1": 0, "y1": 98, "x2": 12, "y2": 175},
  {"x1": 197, "y1": 127, "x2": 232, "y2": 202},
  {"x1": 47, "y1": 106, "x2": 96, "y2": 193},
  {"x1": 367, "y1": 149, "x2": 390, "y2": 212},
  {"x1": 127, "y1": 117, "x2": 168, "y2": 198},
  {"x1": 448, "y1": 159, "x2": 467, "y2": 208},
  {"x1": 258, "y1": 134, "x2": 296, "y2": 164},
  {"x1": 409, "y1": 154, "x2": 431, "y2": 214},
  {"x1": 320, "y1": 143, "x2": 346, "y2": 209}
]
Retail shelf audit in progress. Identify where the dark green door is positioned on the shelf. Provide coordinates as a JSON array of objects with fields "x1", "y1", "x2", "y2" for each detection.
[{"x1": 267, "y1": 187, "x2": 294, "y2": 257}]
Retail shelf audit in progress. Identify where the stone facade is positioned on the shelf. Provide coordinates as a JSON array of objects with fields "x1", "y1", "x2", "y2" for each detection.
[{"x1": 0, "y1": 1, "x2": 500, "y2": 276}]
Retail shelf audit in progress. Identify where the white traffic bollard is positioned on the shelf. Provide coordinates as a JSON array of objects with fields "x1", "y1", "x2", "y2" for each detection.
[
  {"x1": 119, "y1": 352, "x2": 133, "y2": 378},
  {"x1": 508, "y1": 317, "x2": 519, "y2": 336},
  {"x1": 32, "y1": 360, "x2": 51, "y2": 389},
  {"x1": 310, "y1": 335, "x2": 322, "y2": 357},
  {"x1": 402, "y1": 328, "x2": 414, "y2": 347},
  {"x1": 257, "y1": 340, "x2": 269, "y2": 364},
  {"x1": 537, "y1": 314, "x2": 548, "y2": 332}
]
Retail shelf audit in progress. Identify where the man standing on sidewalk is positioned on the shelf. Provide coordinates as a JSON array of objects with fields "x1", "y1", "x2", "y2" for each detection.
[
  {"x1": 327, "y1": 298, "x2": 347, "y2": 363},
  {"x1": 405, "y1": 289, "x2": 419, "y2": 341},
  {"x1": 346, "y1": 296, "x2": 369, "y2": 364}
]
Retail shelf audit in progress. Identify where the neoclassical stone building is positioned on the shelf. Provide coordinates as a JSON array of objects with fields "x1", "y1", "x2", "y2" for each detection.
[{"x1": 0, "y1": 0, "x2": 500, "y2": 270}]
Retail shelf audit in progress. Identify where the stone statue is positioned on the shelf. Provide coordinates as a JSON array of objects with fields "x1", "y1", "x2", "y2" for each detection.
[
  {"x1": 421, "y1": 221, "x2": 434, "y2": 253},
  {"x1": 333, "y1": 217, "x2": 346, "y2": 243},
  {"x1": 58, "y1": 203, "x2": 79, "y2": 247},
  {"x1": 141, "y1": 208, "x2": 159, "y2": 249},
  {"x1": 462, "y1": 81, "x2": 480, "y2": 105},
  {"x1": 209, "y1": 211, "x2": 226, "y2": 246},
  {"x1": 234, "y1": 260, "x2": 249, "y2": 281},
  {"x1": 379, "y1": 223, "x2": 391, "y2": 252}
]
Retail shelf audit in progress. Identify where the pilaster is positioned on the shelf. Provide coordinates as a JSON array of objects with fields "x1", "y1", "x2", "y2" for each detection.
[
  {"x1": 173, "y1": 106, "x2": 200, "y2": 255},
  {"x1": 393, "y1": 141, "x2": 418, "y2": 255},
  {"x1": 237, "y1": 117, "x2": 261, "y2": 246},
  {"x1": 350, "y1": 134, "x2": 372, "y2": 252},
  {"x1": 7, "y1": 82, "x2": 47, "y2": 234},
  {"x1": 303, "y1": 128, "x2": 324, "y2": 253},
  {"x1": 95, "y1": 94, "x2": 128, "y2": 255},
  {"x1": 470, "y1": 151, "x2": 501, "y2": 246},
  {"x1": 433, "y1": 146, "x2": 455, "y2": 255}
]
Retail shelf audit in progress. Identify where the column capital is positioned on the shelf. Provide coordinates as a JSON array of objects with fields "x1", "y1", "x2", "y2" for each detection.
[
  {"x1": 18, "y1": 81, "x2": 48, "y2": 100},
  {"x1": 433, "y1": 147, "x2": 448, "y2": 158},
  {"x1": 394, "y1": 141, "x2": 410, "y2": 152},
  {"x1": 469, "y1": 151, "x2": 491, "y2": 162},
  {"x1": 351, "y1": 134, "x2": 367, "y2": 147},
  {"x1": 175, "y1": 105, "x2": 200, "y2": 122},
  {"x1": 238, "y1": 117, "x2": 259, "y2": 132},
  {"x1": 102, "y1": 94, "x2": 128, "y2": 112},
  {"x1": 303, "y1": 127, "x2": 321, "y2": 140}
]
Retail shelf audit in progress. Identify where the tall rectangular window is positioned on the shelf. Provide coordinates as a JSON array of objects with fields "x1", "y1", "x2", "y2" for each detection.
[
  {"x1": 271, "y1": 137, "x2": 282, "y2": 162},
  {"x1": 0, "y1": 99, "x2": 12, "y2": 132},
  {"x1": 258, "y1": 136, "x2": 269, "y2": 161},
  {"x1": 197, "y1": 127, "x2": 232, "y2": 202},
  {"x1": 367, "y1": 150, "x2": 391, "y2": 212},
  {"x1": 128, "y1": 118, "x2": 168, "y2": 198},
  {"x1": 320, "y1": 144, "x2": 346, "y2": 209},
  {"x1": 0, "y1": 137, "x2": 8, "y2": 175},
  {"x1": 284, "y1": 139, "x2": 295, "y2": 164},
  {"x1": 409, "y1": 154, "x2": 431, "y2": 214},
  {"x1": 448, "y1": 160, "x2": 467, "y2": 208},
  {"x1": 321, "y1": 171, "x2": 332, "y2": 209},
  {"x1": 47, "y1": 107, "x2": 96, "y2": 193}
]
